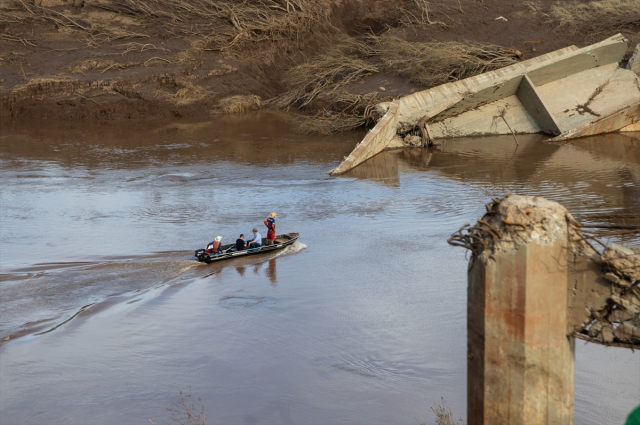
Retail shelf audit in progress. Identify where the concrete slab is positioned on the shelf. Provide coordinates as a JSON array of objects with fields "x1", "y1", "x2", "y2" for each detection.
[
  {"x1": 329, "y1": 34, "x2": 634, "y2": 176},
  {"x1": 536, "y1": 63, "x2": 640, "y2": 133},
  {"x1": 516, "y1": 75, "x2": 562, "y2": 135},
  {"x1": 395, "y1": 46, "x2": 581, "y2": 131},
  {"x1": 397, "y1": 34, "x2": 626, "y2": 129},
  {"x1": 620, "y1": 122, "x2": 640, "y2": 132},
  {"x1": 627, "y1": 43, "x2": 640, "y2": 74},
  {"x1": 549, "y1": 103, "x2": 640, "y2": 142},
  {"x1": 328, "y1": 101, "x2": 399, "y2": 175},
  {"x1": 526, "y1": 36, "x2": 628, "y2": 85},
  {"x1": 430, "y1": 95, "x2": 540, "y2": 138}
]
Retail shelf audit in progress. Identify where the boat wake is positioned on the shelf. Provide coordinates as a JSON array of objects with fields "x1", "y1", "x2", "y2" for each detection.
[
  {"x1": 168, "y1": 260, "x2": 208, "y2": 279},
  {"x1": 273, "y1": 241, "x2": 308, "y2": 258}
]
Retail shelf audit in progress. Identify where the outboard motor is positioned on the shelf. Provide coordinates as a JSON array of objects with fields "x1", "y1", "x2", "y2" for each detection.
[{"x1": 195, "y1": 249, "x2": 209, "y2": 263}]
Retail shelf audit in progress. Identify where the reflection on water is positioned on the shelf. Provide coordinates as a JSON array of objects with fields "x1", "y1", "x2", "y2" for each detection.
[
  {"x1": 348, "y1": 132, "x2": 640, "y2": 220},
  {"x1": 0, "y1": 111, "x2": 357, "y2": 168},
  {"x1": 0, "y1": 115, "x2": 638, "y2": 425},
  {"x1": 343, "y1": 150, "x2": 401, "y2": 186},
  {"x1": 266, "y1": 258, "x2": 277, "y2": 287}
]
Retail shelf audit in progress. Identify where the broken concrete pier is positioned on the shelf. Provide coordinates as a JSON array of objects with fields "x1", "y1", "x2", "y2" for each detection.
[
  {"x1": 449, "y1": 194, "x2": 640, "y2": 424},
  {"x1": 330, "y1": 35, "x2": 640, "y2": 176}
]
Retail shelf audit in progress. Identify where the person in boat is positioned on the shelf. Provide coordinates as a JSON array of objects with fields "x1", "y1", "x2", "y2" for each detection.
[
  {"x1": 206, "y1": 236, "x2": 224, "y2": 255},
  {"x1": 247, "y1": 228, "x2": 262, "y2": 249},
  {"x1": 264, "y1": 212, "x2": 277, "y2": 245},
  {"x1": 236, "y1": 234, "x2": 246, "y2": 251}
]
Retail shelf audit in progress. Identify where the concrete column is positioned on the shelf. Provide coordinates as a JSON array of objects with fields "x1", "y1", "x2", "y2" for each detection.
[{"x1": 465, "y1": 195, "x2": 575, "y2": 425}]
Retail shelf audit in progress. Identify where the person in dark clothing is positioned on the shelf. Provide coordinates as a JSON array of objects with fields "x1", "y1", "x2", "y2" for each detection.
[{"x1": 236, "y1": 234, "x2": 246, "y2": 251}]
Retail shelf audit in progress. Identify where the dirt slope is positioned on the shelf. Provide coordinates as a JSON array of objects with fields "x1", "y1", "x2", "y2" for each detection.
[{"x1": 0, "y1": 0, "x2": 638, "y2": 121}]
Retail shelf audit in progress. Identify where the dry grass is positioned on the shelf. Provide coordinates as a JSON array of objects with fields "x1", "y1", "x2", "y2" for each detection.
[
  {"x1": 268, "y1": 32, "x2": 520, "y2": 133},
  {"x1": 70, "y1": 59, "x2": 145, "y2": 74},
  {"x1": 221, "y1": 94, "x2": 261, "y2": 113},
  {"x1": 430, "y1": 397, "x2": 464, "y2": 425},
  {"x1": 152, "y1": 388, "x2": 207, "y2": 425},
  {"x1": 9, "y1": 0, "x2": 328, "y2": 55},
  {"x1": 85, "y1": 0, "x2": 327, "y2": 53},
  {"x1": 293, "y1": 91, "x2": 388, "y2": 134},
  {"x1": 399, "y1": 0, "x2": 449, "y2": 28},
  {"x1": 375, "y1": 34, "x2": 520, "y2": 87},
  {"x1": 267, "y1": 36, "x2": 378, "y2": 110},
  {"x1": 6, "y1": 3, "x2": 152, "y2": 46},
  {"x1": 202, "y1": 1, "x2": 322, "y2": 53},
  {"x1": 269, "y1": 33, "x2": 520, "y2": 113},
  {"x1": 0, "y1": 7, "x2": 37, "y2": 45},
  {"x1": 0, "y1": 32, "x2": 36, "y2": 46},
  {"x1": 3, "y1": 0, "x2": 523, "y2": 131},
  {"x1": 154, "y1": 81, "x2": 211, "y2": 105},
  {"x1": 529, "y1": 0, "x2": 640, "y2": 34}
]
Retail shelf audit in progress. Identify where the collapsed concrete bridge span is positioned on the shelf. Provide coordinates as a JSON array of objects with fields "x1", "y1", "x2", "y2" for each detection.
[{"x1": 329, "y1": 34, "x2": 640, "y2": 176}]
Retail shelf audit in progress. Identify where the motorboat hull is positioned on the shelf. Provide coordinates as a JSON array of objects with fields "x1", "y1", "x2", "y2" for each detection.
[{"x1": 195, "y1": 233, "x2": 299, "y2": 264}]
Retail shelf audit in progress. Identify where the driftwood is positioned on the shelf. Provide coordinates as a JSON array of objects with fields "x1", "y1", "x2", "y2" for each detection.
[{"x1": 416, "y1": 92, "x2": 470, "y2": 147}]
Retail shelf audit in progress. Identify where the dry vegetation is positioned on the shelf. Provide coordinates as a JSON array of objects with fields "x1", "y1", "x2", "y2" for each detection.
[
  {"x1": 5, "y1": 0, "x2": 635, "y2": 131},
  {"x1": 268, "y1": 36, "x2": 378, "y2": 110},
  {"x1": 151, "y1": 388, "x2": 208, "y2": 425},
  {"x1": 3, "y1": 0, "x2": 330, "y2": 60},
  {"x1": 0, "y1": 0, "x2": 336, "y2": 116},
  {"x1": 0, "y1": 0, "x2": 529, "y2": 127},
  {"x1": 374, "y1": 34, "x2": 521, "y2": 87},
  {"x1": 528, "y1": 0, "x2": 640, "y2": 34},
  {"x1": 430, "y1": 398, "x2": 464, "y2": 425},
  {"x1": 398, "y1": 0, "x2": 455, "y2": 28},
  {"x1": 221, "y1": 94, "x2": 261, "y2": 113},
  {"x1": 271, "y1": 32, "x2": 521, "y2": 133},
  {"x1": 156, "y1": 390, "x2": 462, "y2": 425}
]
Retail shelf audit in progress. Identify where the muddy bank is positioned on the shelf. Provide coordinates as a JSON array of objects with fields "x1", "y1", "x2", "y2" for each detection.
[{"x1": 1, "y1": 0, "x2": 639, "y2": 121}]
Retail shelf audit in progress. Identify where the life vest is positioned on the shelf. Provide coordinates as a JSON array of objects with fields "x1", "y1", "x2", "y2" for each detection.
[
  {"x1": 264, "y1": 217, "x2": 275, "y2": 231},
  {"x1": 207, "y1": 240, "x2": 222, "y2": 253}
]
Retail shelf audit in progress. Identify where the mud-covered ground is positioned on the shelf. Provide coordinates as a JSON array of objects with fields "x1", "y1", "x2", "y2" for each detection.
[{"x1": 1, "y1": 0, "x2": 639, "y2": 121}]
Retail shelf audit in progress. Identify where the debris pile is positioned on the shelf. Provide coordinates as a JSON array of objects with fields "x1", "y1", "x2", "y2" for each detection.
[{"x1": 592, "y1": 244, "x2": 640, "y2": 345}]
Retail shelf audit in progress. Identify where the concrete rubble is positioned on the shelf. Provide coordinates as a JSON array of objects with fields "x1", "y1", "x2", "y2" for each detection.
[{"x1": 329, "y1": 35, "x2": 640, "y2": 176}]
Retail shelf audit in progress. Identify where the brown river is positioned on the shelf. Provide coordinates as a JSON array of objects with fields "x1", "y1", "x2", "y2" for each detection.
[{"x1": 1, "y1": 112, "x2": 639, "y2": 424}]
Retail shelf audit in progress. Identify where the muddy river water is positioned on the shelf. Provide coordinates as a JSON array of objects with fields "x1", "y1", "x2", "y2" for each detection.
[{"x1": 1, "y1": 112, "x2": 639, "y2": 424}]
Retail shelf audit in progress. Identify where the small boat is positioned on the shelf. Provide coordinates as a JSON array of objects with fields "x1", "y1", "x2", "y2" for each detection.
[{"x1": 195, "y1": 233, "x2": 300, "y2": 264}]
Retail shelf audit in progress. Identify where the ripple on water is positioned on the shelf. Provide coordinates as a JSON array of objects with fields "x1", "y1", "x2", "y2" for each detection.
[
  {"x1": 0, "y1": 119, "x2": 638, "y2": 425},
  {"x1": 219, "y1": 295, "x2": 275, "y2": 308},
  {"x1": 312, "y1": 354, "x2": 426, "y2": 385}
]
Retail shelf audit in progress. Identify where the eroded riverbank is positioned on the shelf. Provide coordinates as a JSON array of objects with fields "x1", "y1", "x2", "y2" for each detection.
[{"x1": 2, "y1": 0, "x2": 639, "y2": 124}]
